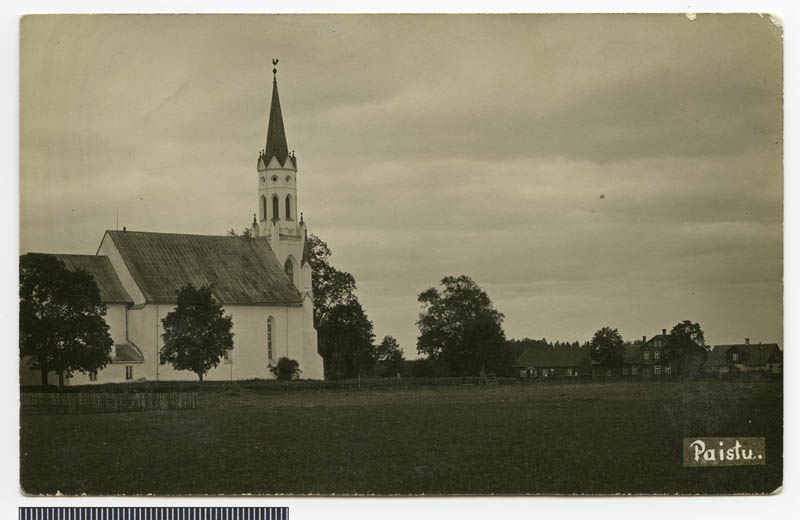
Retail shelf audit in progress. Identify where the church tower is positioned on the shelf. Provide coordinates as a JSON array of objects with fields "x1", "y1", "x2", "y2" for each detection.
[{"x1": 255, "y1": 60, "x2": 311, "y2": 296}]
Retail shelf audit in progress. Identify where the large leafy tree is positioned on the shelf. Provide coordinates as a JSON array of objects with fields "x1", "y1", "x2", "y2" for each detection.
[
  {"x1": 375, "y1": 335, "x2": 406, "y2": 377},
  {"x1": 19, "y1": 253, "x2": 113, "y2": 389},
  {"x1": 160, "y1": 284, "x2": 234, "y2": 381},
  {"x1": 589, "y1": 327, "x2": 625, "y2": 375},
  {"x1": 416, "y1": 275, "x2": 506, "y2": 377},
  {"x1": 306, "y1": 234, "x2": 358, "y2": 328},
  {"x1": 670, "y1": 320, "x2": 706, "y2": 346},
  {"x1": 306, "y1": 234, "x2": 377, "y2": 379},
  {"x1": 668, "y1": 320, "x2": 708, "y2": 377},
  {"x1": 317, "y1": 300, "x2": 376, "y2": 379}
]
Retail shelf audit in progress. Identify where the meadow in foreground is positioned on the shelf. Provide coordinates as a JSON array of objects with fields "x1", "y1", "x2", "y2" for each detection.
[{"x1": 20, "y1": 379, "x2": 782, "y2": 495}]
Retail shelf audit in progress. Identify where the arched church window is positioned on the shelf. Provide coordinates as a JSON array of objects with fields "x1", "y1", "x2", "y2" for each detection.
[
  {"x1": 284, "y1": 258, "x2": 294, "y2": 281},
  {"x1": 285, "y1": 195, "x2": 292, "y2": 220},
  {"x1": 267, "y1": 316, "x2": 275, "y2": 363},
  {"x1": 261, "y1": 195, "x2": 267, "y2": 221},
  {"x1": 272, "y1": 195, "x2": 279, "y2": 220}
]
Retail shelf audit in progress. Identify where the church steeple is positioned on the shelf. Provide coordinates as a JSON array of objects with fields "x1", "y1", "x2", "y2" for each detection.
[
  {"x1": 257, "y1": 59, "x2": 303, "y2": 245},
  {"x1": 263, "y1": 59, "x2": 293, "y2": 168}
]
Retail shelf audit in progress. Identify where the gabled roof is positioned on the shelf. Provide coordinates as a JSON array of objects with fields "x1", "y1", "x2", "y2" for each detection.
[
  {"x1": 642, "y1": 334, "x2": 674, "y2": 348},
  {"x1": 642, "y1": 333, "x2": 705, "y2": 352},
  {"x1": 515, "y1": 348, "x2": 589, "y2": 368},
  {"x1": 105, "y1": 230, "x2": 301, "y2": 306},
  {"x1": 113, "y1": 343, "x2": 144, "y2": 363},
  {"x1": 622, "y1": 344, "x2": 640, "y2": 363},
  {"x1": 52, "y1": 254, "x2": 133, "y2": 304},
  {"x1": 707, "y1": 345, "x2": 729, "y2": 367},
  {"x1": 712, "y1": 343, "x2": 782, "y2": 367}
]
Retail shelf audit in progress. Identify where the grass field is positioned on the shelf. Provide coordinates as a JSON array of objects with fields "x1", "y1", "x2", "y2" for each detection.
[{"x1": 20, "y1": 379, "x2": 782, "y2": 495}]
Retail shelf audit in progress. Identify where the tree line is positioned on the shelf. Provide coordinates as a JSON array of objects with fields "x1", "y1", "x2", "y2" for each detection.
[{"x1": 19, "y1": 236, "x2": 709, "y2": 387}]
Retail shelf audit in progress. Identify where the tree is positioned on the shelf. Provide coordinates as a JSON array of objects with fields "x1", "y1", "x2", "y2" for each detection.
[
  {"x1": 416, "y1": 275, "x2": 506, "y2": 377},
  {"x1": 160, "y1": 284, "x2": 234, "y2": 381},
  {"x1": 20, "y1": 253, "x2": 114, "y2": 389},
  {"x1": 270, "y1": 357, "x2": 301, "y2": 380},
  {"x1": 306, "y1": 234, "x2": 357, "y2": 329},
  {"x1": 306, "y1": 234, "x2": 377, "y2": 380},
  {"x1": 375, "y1": 335, "x2": 405, "y2": 377},
  {"x1": 668, "y1": 320, "x2": 708, "y2": 378},
  {"x1": 589, "y1": 327, "x2": 625, "y2": 375},
  {"x1": 317, "y1": 300, "x2": 376, "y2": 379},
  {"x1": 226, "y1": 227, "x2": 253, "y2": 238},
  {"x1": 670, "y1": 320, "x2": 706, "y2": 346}
]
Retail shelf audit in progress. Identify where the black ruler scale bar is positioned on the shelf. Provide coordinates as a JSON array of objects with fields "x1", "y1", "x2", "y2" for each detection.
[{"x1": 19, "y1": 508, "x2": 288, "y2": 520}]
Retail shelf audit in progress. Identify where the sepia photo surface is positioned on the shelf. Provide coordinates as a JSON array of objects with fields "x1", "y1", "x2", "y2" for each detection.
[{"x1": 19, "y1": 14, "x2": 782, "y2": 496}]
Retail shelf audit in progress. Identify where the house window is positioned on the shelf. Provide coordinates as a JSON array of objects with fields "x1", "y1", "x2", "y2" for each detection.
[
  {"x1": 665, "y1": 365, "x2": 672, "y2": 375},
  {"x1": 267, "y1": 316, "x2": 275, "y2": 362},
  {"x1": 125, "y1": 366, "x2": 133, "y2": 380},
  {"x1": 654, "y1": 350, "x2": 660, "y2": 360},
  {"x1": 623, "y1": 367, "x2": 629, "y2": 376},
  {"x1": 285, "y1": 195, "x2": 292, "y2": 220},
  {"x1": 224, "y1": 349, "x2": 232, "y2": 364},
  {"x1": 272, "y1": 195, "x2": 279, "y2": 220},
  {"x1": 732, "y1": 353, "x2": 739, "y2": 362},
  {"x1": 261, "y1": 195, "x2": 267, "y2": 221},
  {"x1": 654, "y1": 365, "x2": 661, "y2": 375},
  {"x1": 566, "y1": 368, "x2": 573, "y2": 377},
  {"x1": 89, "y1": 373, "x2": 97, "y2": 382},
  {"x1": 632, "y1": 366, "x2": 639, "y2": 375},
  {"x1": 643, "y1": 351, "x2": 650, "y2": 361}
]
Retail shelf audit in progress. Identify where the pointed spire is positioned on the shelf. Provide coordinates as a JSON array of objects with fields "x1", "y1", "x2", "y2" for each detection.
[{"x1": 264, "y1": 59, "x2": 290, "y2": 167}]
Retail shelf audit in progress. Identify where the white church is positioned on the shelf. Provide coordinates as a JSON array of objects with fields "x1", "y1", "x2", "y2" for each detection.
[{"x1": 21, "y1": 64, "x2": 325, "y2": 385}]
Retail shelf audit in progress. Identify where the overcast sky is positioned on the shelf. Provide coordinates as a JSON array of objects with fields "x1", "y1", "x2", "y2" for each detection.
[{"x1": 19, "y1": 14, "x2": 783, "y2": 355}]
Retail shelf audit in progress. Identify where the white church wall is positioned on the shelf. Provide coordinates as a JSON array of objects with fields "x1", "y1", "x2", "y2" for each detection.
[
  {"x1": 68, "y1": 303, "x2": 133, "y2": 385},
  {"x1": 69, "y1": 362, "x2": 143, "y2": 385},
  {"x1": 127, "y1": 304, "x2": 321, "y2": 382},
  {"x1": 106, "y1": 303, "x2": 127, "y2": 345},
  {"x1": 97, "y1": 233, "x2": 146, "y2": 304},
  {"x1": 19, "y1": 357, "x2": 59, "y2": 386},
  {"x1": 70, "y1": 299, "x2": 322, "y2": 385},
  {"x1": 298, "y1": 296, "x2": 324, "y2": 380},
  {"x1": 226, "y1": 305, "x2": 287, "y2": 381},
  {"x1": 126, "y1": 305, "x2": 160, "y2": 382}
]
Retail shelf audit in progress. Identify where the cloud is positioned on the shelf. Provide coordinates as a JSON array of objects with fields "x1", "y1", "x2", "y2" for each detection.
[{"x1": 19, "y1": 14, "x2": 783, "y2": 354}]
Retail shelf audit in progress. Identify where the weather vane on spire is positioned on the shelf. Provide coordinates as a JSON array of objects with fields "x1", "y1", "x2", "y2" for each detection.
[{"x1": 272, "y1": 58, "x2": 279, "y2": 77}]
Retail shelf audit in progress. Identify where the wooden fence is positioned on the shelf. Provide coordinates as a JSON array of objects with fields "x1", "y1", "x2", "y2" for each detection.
[
  {"x1": 20, "y1": 392, "x2": 198, "y2": 415},
  {"x1": 438, "y1": 375, "x2": 518, "y2": 385}
]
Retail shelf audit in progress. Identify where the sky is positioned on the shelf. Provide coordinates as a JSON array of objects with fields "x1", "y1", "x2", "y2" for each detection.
[{"x1": 19, "y1": 14, "x2": 783, "y2": 356}]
